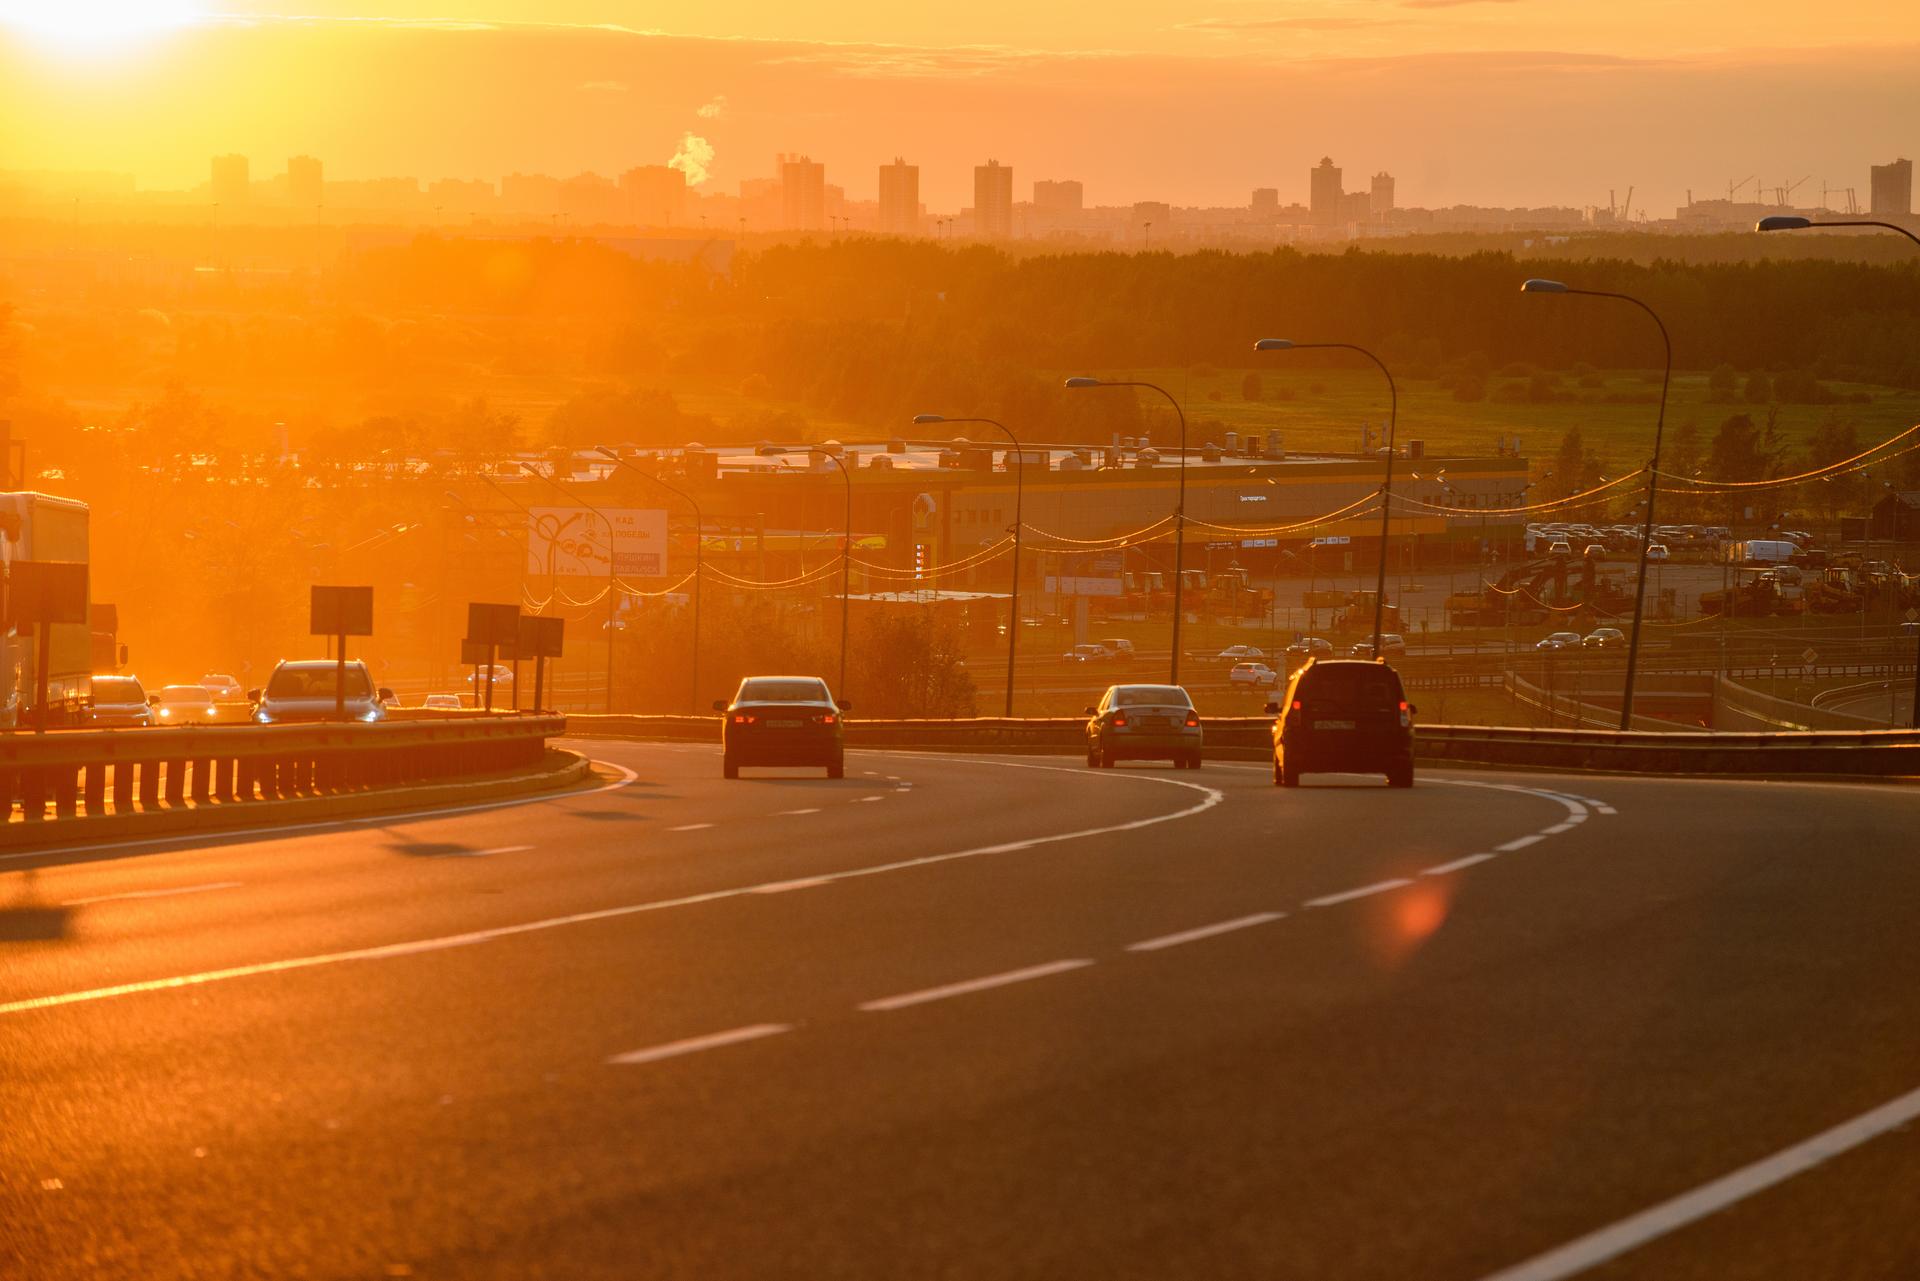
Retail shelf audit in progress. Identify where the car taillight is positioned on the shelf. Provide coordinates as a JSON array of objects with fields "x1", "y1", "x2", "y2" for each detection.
[
  {"x1": 820, "y1": 713, "x2": 837, "y2": 725},
  {"x1": 1399, "y1": 700, "x2": 1412, "y2": 728},
  {"x1": 1184, "y1": 712, "x2": 1199, "y2": 727},
  {"x1": 1111, "y1": 714, "x2": 1127, "y2": 727},
  {"x1": 731, "y1": 713, "x2": 756, "y2": 725},
  {"x1": 1290, "y1": 700, "x2": 1303, "y2": 712}
]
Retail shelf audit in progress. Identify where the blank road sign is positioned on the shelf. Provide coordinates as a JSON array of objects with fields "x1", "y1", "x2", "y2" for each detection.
[
  {"x1": 518, "y1": 614, "x2": 565, "y2": 658},
  {"x1": 311, "y1": 585, "x2": 374, "y2": 636},
  {"x1": 467, "y1": 602, "x2": 520, "y2": 646},
  {"x1": 7, "y1": 561, "x2": 89, "y2": 627}
]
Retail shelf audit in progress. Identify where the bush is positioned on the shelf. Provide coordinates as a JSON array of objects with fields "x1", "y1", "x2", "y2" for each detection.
[
  {"x1": 1578, "y1": 371, "x2": 1604, "y2": 388},
  {"x1": 1743, "y1": 371, "x2": 1771, "y2": 404},
  {"x1": 1497, "y1": 361, "x2": 1534, "y2": 378},
  {"x1": 1708, "y1": 363, "x2": 1738, "y2": 401},
  {"x1": 1189, "y1": 362, "x2": 1218, "y2": 378},
  {"x1": 1240, "y1": 371, "x2": 1262, "y2": 401},
  {"x1": 1492, "y1": 381, "x2": 1530, "y2": 403},
  {"x1": 1451, "y1": 376, "x2": 1487, "y2": 402}
]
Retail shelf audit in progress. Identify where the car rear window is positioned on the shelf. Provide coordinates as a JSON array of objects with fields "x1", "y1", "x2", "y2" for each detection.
[
  {"x1": 92, "y1": 677, "x2": 143, "y2": 702},
  {"x1": 1297, "y1": 666, "x2": 1400, "y2": 708},
  {"x1": 1113, "y1": 686, "x2": 1193, "y2": 708},
  {"x1": 159, "y1": 686, "x2": 211, "y2": 701},
  {"x1": 267, "y1": 666, "x2": 373, "y2": 699},
  {"x1": 738, "y1": 679, "x2": 830, "y2": 704}
]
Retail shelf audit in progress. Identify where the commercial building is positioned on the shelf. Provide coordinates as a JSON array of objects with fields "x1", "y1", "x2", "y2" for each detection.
[
  {"x1": 1251, "y1": 188, "x2": 1279, "y2": 215},
  {"x1": 1309, "y1": 157, "x2": 1343, "y2": 227},
  {"x1": 780, "y1": 154, "x2": 826, "y2": 231},
  {"x1": 877, "y1": 158, "x2": 919, "y2": 235},
  {"x1": 210, "y1": 154, "x2": 249, "y2": 207},
  {"x1": 1370, "y1": 172, "x2": 1395, "y2": 216},
  {"x1": 1033, "y1": 179, "x2": 1084, "y2": 212},
  {"x1": 620, "y1": 164, "x2": 688, "y2": 227},
  {"x1": 974, "y1": 160, "x2": 1014, "y2": 238},
  {"x1": 1870, "y1": 158, "x2": 1913, "y2": 217},
  {"x1": 287, "y1": 155, "x2": 322, "y2": 210}
]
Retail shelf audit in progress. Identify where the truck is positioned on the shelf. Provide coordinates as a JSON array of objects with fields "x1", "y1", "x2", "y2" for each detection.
[
  {"x1": 1, "y1": 492, "x2": 93, "y2": 728},
  {"x1": 1725, "y1": 539, "x2": 1797, "y2": 566}
]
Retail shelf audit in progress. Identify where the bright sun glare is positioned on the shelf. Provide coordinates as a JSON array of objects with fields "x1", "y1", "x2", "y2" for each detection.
[{"x1": 0, "y1": 0, "x2": 204, "y2": 51}]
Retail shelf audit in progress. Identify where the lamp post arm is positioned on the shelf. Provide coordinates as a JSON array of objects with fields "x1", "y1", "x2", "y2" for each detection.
[{"x1": 1099, "y1": 381, "x2": 1189, "y2": 683}]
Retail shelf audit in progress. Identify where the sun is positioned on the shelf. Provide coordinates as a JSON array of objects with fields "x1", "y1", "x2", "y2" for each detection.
[{"x1": 0, "y1": 0, "x2": 204, "y2": 52}]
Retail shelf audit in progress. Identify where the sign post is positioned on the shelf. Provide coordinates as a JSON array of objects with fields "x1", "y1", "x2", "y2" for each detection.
[
  {"x1": 8, "y1": 561, "x2": 89, "y2": 733},
  {"x1": 310, "y1": 586, "x2": 375, "y2": 721},
  {"x1": 518, "y1": 615, "x2": 565, "y2": 713},
  {"x1": 459, "y1": 638, "x2": 490, "y2": 709},
  {"x1": 466, "y1": 603, "x2": 520, "y2": 713}
]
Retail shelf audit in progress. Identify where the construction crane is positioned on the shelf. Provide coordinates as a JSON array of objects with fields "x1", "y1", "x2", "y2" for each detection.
[
  {"x1": 1728, "y1": 173, "x2": 1756, "y2": 202},
  {"x1": 1620, "y1": 185, "x2": 1634, "y2": 221},
  {"x1": 1774, "y1": 175, "x2": 1810, "y2": 207}
]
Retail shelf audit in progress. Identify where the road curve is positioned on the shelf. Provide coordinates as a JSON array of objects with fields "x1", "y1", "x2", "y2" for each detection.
[{"x1": 4, "y1": 741, "x2": 1918, "y2": 1280}]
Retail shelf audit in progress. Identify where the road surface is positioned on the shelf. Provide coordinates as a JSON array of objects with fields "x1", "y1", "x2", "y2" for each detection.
[{"x1": 5, "y1": 741, "x2": 1919, "y2": 1279}]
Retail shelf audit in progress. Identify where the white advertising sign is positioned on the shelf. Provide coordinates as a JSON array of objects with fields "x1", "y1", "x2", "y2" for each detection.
[
  {"x1": 527, "y1": 507, "x2": 669, "y2": 579},
  {"x1": 1045, "y1": 575, "x2": 1125, "y2": 597}
]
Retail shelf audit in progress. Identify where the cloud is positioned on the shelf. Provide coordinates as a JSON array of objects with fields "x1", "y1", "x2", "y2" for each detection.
[
  {"x1": 1179, "y1": 16, "x2": 1402, "y2": 32},
  {"x1": 668, "y1": 131, "x2": 715, "y2": 186},
  {"x1": 696, "y1": 94, "x2": 728, "y2": 119},
  {"x1": 578, "y1": 80, "x2": 629, "y2": 93}
]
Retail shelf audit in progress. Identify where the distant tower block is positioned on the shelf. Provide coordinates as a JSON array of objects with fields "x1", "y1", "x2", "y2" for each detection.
[{"x1": 1371, "y1": 172, "x2": 1395, "y2": 216}]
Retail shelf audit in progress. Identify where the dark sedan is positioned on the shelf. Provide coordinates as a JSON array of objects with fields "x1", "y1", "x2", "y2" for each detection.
[{"x1": 717, "y1": 676, "x2": 848, "y2": 779}]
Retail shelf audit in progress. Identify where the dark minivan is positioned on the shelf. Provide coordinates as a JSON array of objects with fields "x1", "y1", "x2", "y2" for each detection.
[{"x1": 1267, "y1": 659, "x2": 1415, "y2": 788}]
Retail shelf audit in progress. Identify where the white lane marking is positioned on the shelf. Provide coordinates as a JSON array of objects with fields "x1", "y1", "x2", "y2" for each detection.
[
  {"x1": 1305, "y1": 879, "x2": 1413, "y2": 908},
  {"x1": 1541, "y1": 822, "x2": 1576, "y2": 835},
  {"x1": 458, "y1": 845, "x2": 533, "y2": 858},
  {"x1": 853, "y1": 795, "x2": 884, "y2": 803},
  {"x1": 667, "y1": 823, "x2": 713, "y2": 832},
  {"x1": 64, "y1": 881, "x2": 242, "y2": 907},
  {"x1": 1423, "y1": 853, "x2": 1497, "y2": 876},
  {"x1": 775, "y1": 807, "x2": 821, "y2": 816},
  {"x1": 1497, "y1": 834, "x2": 1545, "y2": 852},
  {"x1": 2, "y1": 760, "x2": 1221, "y2": 1018},
  {"x1": 1435, "y1": 778, "x2": 1591, "y2": 822},
  {"x1": 1126, "y1": 912, "x2": 1286, "y2": 953},
  {"x1": 859, "y1": 959, "x2": 1093, "y2": 1012},
  {"x1": 0, "y1": 759, "x2": 641, "y2": 865},
  {"x1": 1475, "y1": 1081, "x2": 1920, "y2": 1281},
  {"x1": 606, "y1": 1023, "x2": 792, "y2": 1066},
  {"x1": 750, "y1": 878, "x2": 830, "y2": 895}
]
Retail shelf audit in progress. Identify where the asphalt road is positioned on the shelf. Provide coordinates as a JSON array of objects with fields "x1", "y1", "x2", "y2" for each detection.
[{"x1": 5, "y1": 743, "x2": 1920, "y2": 1280}]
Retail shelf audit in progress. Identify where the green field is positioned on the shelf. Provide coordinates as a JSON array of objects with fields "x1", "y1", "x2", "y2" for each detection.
[{"x1": 1076, "y1": 367, "x2": 1920, "y2": 472}]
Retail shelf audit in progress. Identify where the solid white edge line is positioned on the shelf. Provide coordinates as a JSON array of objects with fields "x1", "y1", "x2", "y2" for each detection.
[
  {"x1": 859, "y1": 959, "x2": 1094, "y2": 1012},
  {"x1": 1304, "y1": 878, "x2": 1413, "y2": 908},
  {"x1": 461, "y1": 845, "x2": 534, "y2": 858},
  {"x1": 64, "y1": 881, "x2": 243, "y2": 907},
  {"x1": 2, "y1": 758, "x2": 1220, "y2": 1018},
  {"x1": 1475, "y1": 1081, "x2": 1920, "y2": 1281},
  {"x1": 606, "y1": 1023, "x2": 793, "y2": 1066},
  {"x1": 1422, "y1": 853, "x2": 1497, "y2": 877},
  {"x1": 1497, "y1": 834, "x2": 1546, "y2": 852},
  {"x1": 1126, "y1": 912, "x2": 1286, "y2": 953},
  {"x1": 750, "y1": 878, "x2": 830, "y2": 895},
  {"x1": 775, "y1": 808, "x2": 822, "y2": 816},
  {"x1": 0, "y1": 758, "x2": 641, "y2": 864},
  {"x1": 667, "y1": 823, "x2": 713, "y2": 832}
]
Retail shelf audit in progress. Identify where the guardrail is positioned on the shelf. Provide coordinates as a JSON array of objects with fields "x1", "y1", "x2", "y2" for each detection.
[
  {"x1": 565, "y1": 713, "x2": 1920, "y2": 778},
  {"x1": 2, "y1": 715, "x2": 566, "y2": 828}
]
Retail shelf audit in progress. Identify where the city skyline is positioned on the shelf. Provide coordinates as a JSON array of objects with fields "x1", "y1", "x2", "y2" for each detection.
[{"x1": 1, "y1": 6, "x2": 1916, "y2": 215}]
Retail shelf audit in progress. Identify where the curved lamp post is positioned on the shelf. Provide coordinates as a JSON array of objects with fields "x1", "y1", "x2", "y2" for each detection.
[
  {"x1": 1255, "y1": 339, "x2": 1399, "y2": 658},
  {"x1": 594, "y1": 447, "x2": 705, "y2": 713},
  {"x1": 1519, "y1": 278, "x2": 1671, "y2": 731},
  {"x1": 1063, "y1": 377, "x2": 1189, "y2": 683},
  {"x1": 516, "y1": 463, "x2": 617, "y2": 713},
  {"x1": 1757, "y1": 215, "x2": 1920, "y2": 248},
  {"x1": 913, "y1": 414, "x2": 1027, "y2": 715},
  {"x1": 759, "y1": 444, "x2": 854, "y2": 698}
]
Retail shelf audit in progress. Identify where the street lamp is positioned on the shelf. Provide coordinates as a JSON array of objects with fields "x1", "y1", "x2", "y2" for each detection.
[
  {"x1": 758, "y1": 444, "x2": 854, "y2": 698},
  {"x1": 1756, "y1": 215, "x2": 1920, "y2": 248},
  {"x1": 516, "y1": 463, "x2": 617, "y2": 714},
  {"x1": 594, "y1": 446, "x2": 705, "y2": 714},
  {"x1": 1254, "y1": 339, "x2": 1399, "y2": 659},
  {"x1": 1519, "y1": 277, "x2": 1671, "y2": 731},
  {"x1": 913, "y1": 413, "x2": 1028, "y2": 715},
  {"x1": 1063, "y1": 377, "x2": 1190, "y2": 683}
]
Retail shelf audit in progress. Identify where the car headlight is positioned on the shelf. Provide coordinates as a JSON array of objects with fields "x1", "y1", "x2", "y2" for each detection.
[
  {"x1": 254, "y1": 711, "x2": 273, "y2": 724},
  {"x1": 359, "y1": 709, "x2": 382, "y2": 722}
]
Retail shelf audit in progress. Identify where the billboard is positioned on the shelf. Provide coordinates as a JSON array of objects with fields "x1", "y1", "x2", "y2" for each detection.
[{"x1": 527, "y1": 507, "x2": 669, "y2": 579}]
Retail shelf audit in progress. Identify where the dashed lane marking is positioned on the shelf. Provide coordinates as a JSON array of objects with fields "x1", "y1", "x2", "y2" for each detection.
[
  {"x1": 1305, "y1": 879, "x2": 1413, "y2": 908},
  {"x1": 775, "y1": 808, "x2": 821, "y2": 816},
  {"x1": 1496, "y1": 834, "x2": 1545, "y2": 852},
  {"x1": 859, "y1": 960, "x2": 1094, "y2": 1013},
  {"x1": 606, "y1": 1023, "x2": 792, "y2": 1066},
  {"x1": 750, "y1": 878, "x2": 830, "y2": 895},
  {"x1": 667, "y1": 823, "x2": 713, "y2": 832},
  {"x1": 1423, "y1": 853, "x2": 1497, "y2": 876},
  {"x1": 1126, "y1": 913, "x2": 1286, "y2": 953},
  {"x1": 64, "y1": 881, "x2": 242, "y2": 907}
]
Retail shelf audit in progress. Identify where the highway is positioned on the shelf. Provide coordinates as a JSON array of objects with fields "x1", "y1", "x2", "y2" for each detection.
[{"x1": 5, "y1": 741, "x2": 1920, "y2": 1279}]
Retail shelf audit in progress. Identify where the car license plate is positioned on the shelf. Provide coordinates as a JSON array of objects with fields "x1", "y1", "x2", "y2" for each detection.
[
  {"x1": 1314, "y1": 719, "x2": 1355, "y2": 730},
  {"x1": 768, "y1": 719, "x2": 803, "y2": 728},
  {"x1": 1137, "y1": 715, "x2": 1170, "y2": 728}
]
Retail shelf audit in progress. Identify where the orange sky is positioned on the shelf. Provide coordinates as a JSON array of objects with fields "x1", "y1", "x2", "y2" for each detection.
[{"x1": 1, "y1": 2, "x2": 1916, "y2": 212}]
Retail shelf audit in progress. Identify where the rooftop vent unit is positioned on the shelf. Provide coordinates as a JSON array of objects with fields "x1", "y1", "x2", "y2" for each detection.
[
  {"x1": 1201, "y1": 443, "x2": 1224, "y2": 463},
  {"x1": 886, "y1": 438, "x2": 906, "y2": 454},
  {"x1": 1136, "y1": 448, "x2": 1161, "y2": 467},
  {"x1": 867, "y1": 454, "x2": 894, "y2": 470}
]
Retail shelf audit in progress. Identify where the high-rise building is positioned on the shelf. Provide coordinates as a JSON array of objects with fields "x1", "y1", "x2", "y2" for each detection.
[
  {"x1": 501, "y1": 172, "x2": 562, "y2": 217},
  {"x1": 878, "y1": 158, "x2": 919, "y2": 235},
  {"x1": 1309, "y1": 157, "x2": 1343, "y2": 226},
  {"x1": 1370, "y1": 172, "x2": 1395, "y2": 216},
  {"x1": 1251, "y1": 188, "x2": 1279, "y2": 214},
  {"x1": 974, "y1": 159, "x2": 1014, "y2": 238},
  {"x1": 287, "y1": 155, "x2": 322, "y2": 209},
  {"x1": 780, "y1": 155, "x2": 826, "y2": 230},
  {"x1": 1033, "y1": 179, "x2": 1084, "y2": 212},
  {"x1": 1131, "y1": 201, "x2": 1172, "y2": 244},
  {"x1": 1340, "y1": 191, "x2": 1372, "y2": 225},
  {"x1": 211, "y1": 154, "x2": 249, "y2": 206},
  {"x1": 620, "y1": 164, "x2": 688, "y2": 226},
  {"x1": 1870, "y1": 158, "x2": 1913, "y2": 216}
]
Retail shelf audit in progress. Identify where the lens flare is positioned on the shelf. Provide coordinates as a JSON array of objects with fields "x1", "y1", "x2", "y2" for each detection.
[{"x1": 0, "y1": 1, "x2": 203, "y2": 53}]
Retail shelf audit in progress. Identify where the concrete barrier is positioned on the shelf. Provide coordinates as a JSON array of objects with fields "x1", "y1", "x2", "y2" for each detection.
[
  {"x1": 2, "y1": 715, "x2": 570, "y2": 840},
  {"x1": 564, "y1": 713, "x2": 1920, "y2": 778}
]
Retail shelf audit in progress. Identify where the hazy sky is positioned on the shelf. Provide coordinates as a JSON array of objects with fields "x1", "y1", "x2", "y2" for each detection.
[{"x1": 1, "y1": 2, "x2": 1915, "y2": 213}]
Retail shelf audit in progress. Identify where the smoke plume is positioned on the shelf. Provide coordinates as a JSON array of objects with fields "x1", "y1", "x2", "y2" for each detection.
[{"x1": 669, "y1": 132, "x2": 714, "y2": 186}]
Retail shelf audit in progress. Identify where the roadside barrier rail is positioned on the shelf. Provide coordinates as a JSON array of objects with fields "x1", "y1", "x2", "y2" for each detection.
[
  {"x1": 2, "y1": 716, "x2": 566, "y2": 827},
  {"x1": 566, "y1": 713, "x2": 1920, "y2": 778}
]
